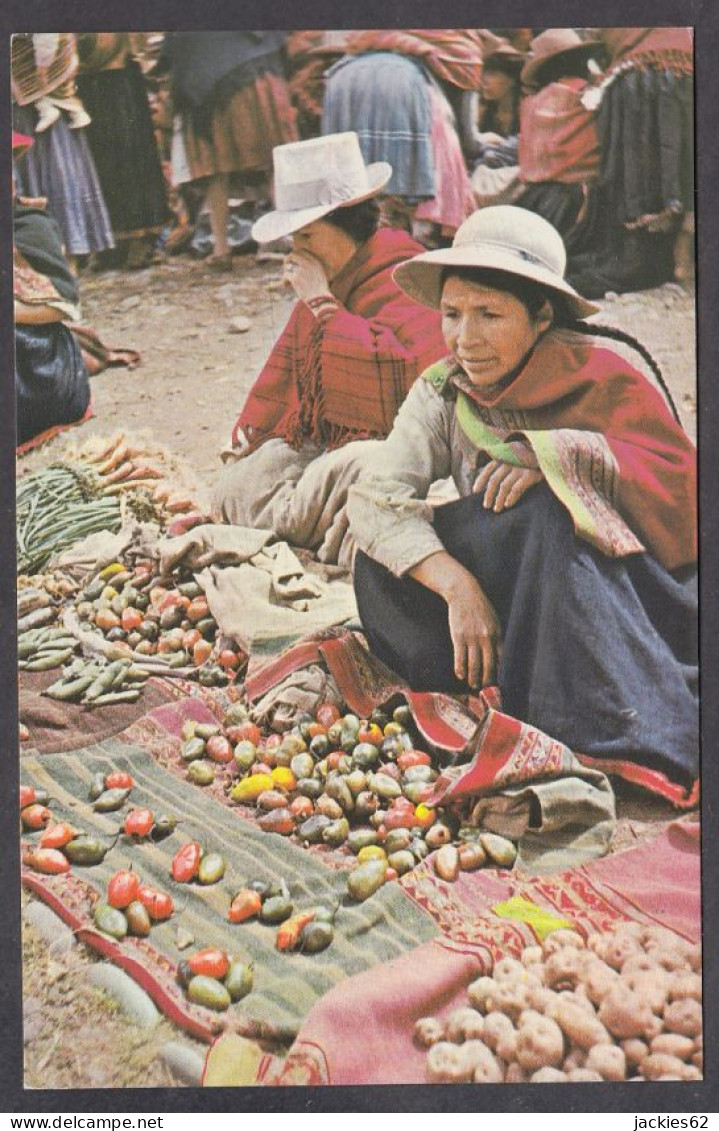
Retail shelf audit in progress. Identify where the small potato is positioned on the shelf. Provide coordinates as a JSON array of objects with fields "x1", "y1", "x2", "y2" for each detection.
[
  {"x1": 445, "y1": 1007, "x2": 485, "y2": 1043},
  {"x1": 557, "y1": 990, "x2": 595, "y2": 1016},
  {"x1": 414, "y1": 1016, "x2": 445, "y2": 1048},
  {"x1": 688, "y1": 943, "x2": 702, "y2": 973},
  {"x1": 521, "y1": 945, "x2": 544, "y2": 968},
  {"x1": 464, "y1": 1040, "x2": 504, "y2": 1084},
  {"x1": 682, "y1": 1065, "x2": 702, "y2": 1081},
  {"x1": 663, "y1": 998, "x2": 702, "y2": 1038},
  {"x1": 568, "y1": 1068, "x2": 603, "y2": 1082},
  {"x1": 598, "y1": 986, "x2": 656, "y2": 1041},
  {"x1": 495, "y1": 1027, "x2": 518, "y2": 1064},
  {"x1": 488, "y1": 981, "x2": 531, "y2": 1022},
  {"x1": 603, "y1": 934, "x2": 642, "y2": 971},
  {"x1": 467, "y1": 976, "x2": 497, "y2": 1013},
  {"x1": 650, "y1": 1033, "x2": 694, "y2": 1061},
  {"x1": 622, "y1": 970, "x2": 670, "y2": 1016},
  {"x1": 550, "y1": 997, "x2": 612, "y2": 1051},
  {"x1": 482, "y1": 1012, "x2": 516, "y2": 1054},
  {"x1": 641, "y1": 1053, "x2": 688, "y2": 1081},
  {"x1": 562, "y1": 1049, "x2": 586, "y2": 1073},
  {"x1": 493, "y1": 956, "x2": 526, "y2": 983},
  {"x1": 505, "y1": 1062, "x2": 528, "y2": 1084},
  {"x1": 669, "y1": 971, "x2": 702, "y2": 1003},
  {"x1": 530, "y1": 1067, "x2": 568, "y2": 1083},
  {"x1": 544, "y1": 949, "x2": 583, "y2": 991},
  {"x1": 542, "y1": 929, "x2": 585, "y2": 956},
  {"x1": 691, "y1": 1051, "x2": 703, "y2": 1072},
  {"x1": 621, "y1": 952, "x2": 660, "y2": 977},
  {"x1": 579, "y1": 958, "x2": 620, "y2": 1006},
  {"x1": 425, "y1": 1041, "x2": 474, "y2": 1083},
  {"x1": 621, "y1": 1038, "x2": 649, "y2": 1071},
  {"x1": 516, "y1": 1012, "x2": 565, "y2": 1073},
  {"x1": 585, "y1": 1044, "x2": 627, "y2": 1081},
  {"x1": 526, "y1": 984, "x2": 557, "y2": 1014}
]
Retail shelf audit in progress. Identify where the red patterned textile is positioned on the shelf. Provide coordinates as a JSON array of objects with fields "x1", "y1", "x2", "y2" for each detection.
[
  {"x1": 345, "y1": 29, "x2": 484, "y2": 90},
  {"x1": 232, "y1": 229, "x2": 446, "y2": 451},
  {"x1": 601, "y1": 27, "x2": 694, "y2": 73},
  {"x1": 519, "y1": 79, "x2": 600, "y2": 185}
]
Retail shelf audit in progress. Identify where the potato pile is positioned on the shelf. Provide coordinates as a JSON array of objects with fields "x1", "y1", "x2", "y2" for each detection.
[{"x1": 415, "y1": 924, "x2": 702, "y2": 1083}]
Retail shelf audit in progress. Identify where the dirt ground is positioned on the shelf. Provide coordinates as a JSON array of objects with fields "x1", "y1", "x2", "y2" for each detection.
[{"x1": 18, "y1": 249, "x2": 698, "y2": 1090}]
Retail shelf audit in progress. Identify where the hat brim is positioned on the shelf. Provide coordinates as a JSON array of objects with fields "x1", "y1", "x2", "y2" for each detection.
[
  {"x1": 521, "y1": 39, "x2": 601, "y2": 86},
  {"x1": 252, "y1": 162, "x2": 393, "y2": 244},
  {"x1": 393, "y1": 244, "x2": 599, "y2": 321}
]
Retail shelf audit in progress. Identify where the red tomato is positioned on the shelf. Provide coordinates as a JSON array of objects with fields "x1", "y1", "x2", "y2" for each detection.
[
  {"x1": 218, "y1": 650, "x2": 241, "y2": 670},
  {"x1": 40, "y1": 822, "x2": 78, "y2": 849},
  {"x1": 137, "y1": 885, "x2": 174, "y2": 921},
  {"x1": 205, "y1": 735, "x2": 234, "y2": 764},
  {"x1": 171, "y1": 841, "x2": 202, "y2": 883},
  {"x1": 107, "y1": 868, "x2": 141, "y2": 909},
  {"x1": 20, "y1": 785, "x2": 36, "y2": 809},
  {"x1": 397, "y1": 750, "x2": 432, "y2": 771},
  {"x1": 306, "y1": 722, "x2": 327, "y2": 739},
  {"x1": 23, "y1": 847, "x2": 71, "y2": 875},
  {"x1": 21, "y1": 803, "x2": 53, "y2": 831},
  {"x1": 187, "y1": 948, "x2": 230, "y2": 980},
  {"x1": 232, "y1": 721, "x2": 261, "y2": 747},
  {"x1": 182, "y1": 629, "x2": 202, "y2": 652},
  {"x1": 121, "y1": 608, "x2": 143, "y2": 632},
  {"x1": 124, "y1": 808, "x2": 154, "y2": 838},
  {"x1": 186, "y1": 597, "x2": 210, "y2": 624},
  {"x1": 105, "y1": 772, "x2": 134, "y2": 791},
  {"x1": 316, "y1": 702, "x2": 340, "y2": 729},
  {"x1": 289, "y1": 796, "x2": 314, "y2": 820},
  {"x1": 192, "y1": 639, "x2": 213, "y2": 667}
]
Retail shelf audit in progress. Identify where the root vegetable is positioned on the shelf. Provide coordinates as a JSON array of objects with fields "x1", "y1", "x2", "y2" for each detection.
[
  {"x1": 488, "y1": 982, "x2": 531, "y2": 1022},
  {"x1": 557, "y1": 990, "x2": 595, "y2": 1015},
  {"x1": 669, "y1": 971, "x2": 702, "y2": 1002},
  {"x1": 465, "y1": 1041, "x2": 503, "y2": 1083},
  {"x1": 425, "y1": 1041, "x2": 475, "y2": 1084},
  {"x1": 413, "y1": 1017, "x2": 445, "y2": 1048},
  {"x1": 434, "y1": 844, "x2": 459, "y2": 882},
  {"x1": 530, "y1": 1067, "x2": 567, "y2": 1083},
  {"x1": 542, "y1": 929, "x2": 585, "y2": 956},
  {"x1": 482, "y1": 1012, "x2": 515, "y2": 1054},
  {"x1": 562, "y1": 1049, "x2": 586, "y2": 1073},
  {"x1": 585, "y1": 1044, "x2": 627, "y2": 1081},
  {"x1": 621, "y1": 1039, "x2": 649, "y2": 1071},
  {"x1": 521, "y1": 946, "x2": 543, "y2": 968},
  {"x1": 549, "y1": 997, "x2": 612, "y2": 1050},
  {"x1": 579, "y1": 957, "x2": 619, "y2": 1005},
  {"x1": 516, "y1": 1011, "x2": 564, "y2": 1072},
  {"x1": 663, "y1": 998, "x2": 702, "y2": 1038},
  {"x1": 567, "y1": 1068, "x2": 603, "y2": 1081},
  {"x1": 467, "y1": 976, "x2": 496, "y2": 1013},
  {"x1": 597, "y1": 986, "x2": 657, "y2": 1041},
  {"x1": 544, "y1": 949, "x2": 583, "y2": 991},
  {"x1": 641, "y1": 1053, "x2": 688, "y2": 1081},
  {"x1": 623, "y1": 970, "x2": 671, "y2": 1015},
  {"x1": 493, "y1": 957, "x2": 525, "y2": 983},
  {"x1": 650, "y1": 1034, "x2": 694, "y2": 1061},
  {"x1": 445, "y1": 1008, "x2": 485, "y2": 1043},
  {"x1": 505, "y1": 1063, "x2": 528, "y2": 1083}
]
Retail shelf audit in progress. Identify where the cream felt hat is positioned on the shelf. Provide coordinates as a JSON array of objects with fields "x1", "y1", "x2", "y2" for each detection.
[
  {"x1": 252, "y1": 132, "x2": 392, "y2": 244},
  {"x1": 393, "y1": 206, "x2": 599, "y2": 320}
]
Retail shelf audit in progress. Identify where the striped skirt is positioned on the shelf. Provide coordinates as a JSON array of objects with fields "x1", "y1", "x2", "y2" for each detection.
[
  {"x1": 182, "y1": 72, "x2": 297, "y2": 182},
  {"x1": 12, "y1": 103, "x2": 114, "y2": 255}
]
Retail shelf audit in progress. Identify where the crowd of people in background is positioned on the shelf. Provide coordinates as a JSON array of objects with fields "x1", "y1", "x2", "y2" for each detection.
[{"x1": 12, "y1": 28, "x2": 695, "y2": 290}]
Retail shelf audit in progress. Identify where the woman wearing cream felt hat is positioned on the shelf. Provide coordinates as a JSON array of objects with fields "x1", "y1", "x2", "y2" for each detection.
[
  {"x1": 212, "y1": 132, "x2": 446, "y2": 567},
  {"x1": 347, "y1": 205, "x2": 698, "y2": 798}
]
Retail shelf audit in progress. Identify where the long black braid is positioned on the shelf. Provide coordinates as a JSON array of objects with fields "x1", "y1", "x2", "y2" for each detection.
[{"x1": 559, "y1": 319, "x2": 683, "y2": 426}]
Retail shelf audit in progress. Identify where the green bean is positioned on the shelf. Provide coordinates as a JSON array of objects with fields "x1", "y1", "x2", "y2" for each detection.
[
  {"x1": 89, "y1": 689, "x2": 142, "y2": 706},
  {"x1": 44, "y1": 674, "x2": 96, "y2": 701}
]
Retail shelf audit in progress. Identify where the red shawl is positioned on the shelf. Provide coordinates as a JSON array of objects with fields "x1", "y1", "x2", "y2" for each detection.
[
  {"x1": 519, "y1": 79, "x2": 600, "y2": 185},
  {"x1": 345, "y1": 29, "x2": 484, "y2": 90},
  {"x1": 601, "y1": 27, "x2": 694, "y2": 74},
  {"x1": 445, "y1": 328, "x2": 696, "y2": 571},
  {"x1": 233, "y1": 229, "x2": 446, "y2": 451}
]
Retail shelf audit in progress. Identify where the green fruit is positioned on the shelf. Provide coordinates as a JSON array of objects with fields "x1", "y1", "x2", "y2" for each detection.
[
  {"x1": 64, "y1": 836, "x2": 114, "y2": 866},
  {"x1": 347, "y1": 859, "x2": 388, "y2": 902},
  {"x1": 309, "y1": 734, "x2": 329, "y2": 759},
  {"x1": 313, "y1": 902, "x2": 339, "y2": 924},
  {"x1": 325, "y1": 776, "x2": 354, "y2": 812},
  {"x1": 93, "y1": 787, "x2": 131, "y2": 813},
  {"x1": 367, "y1": 772, "x2": 402, "y2": 800},
  {"x1": 346, "y1": 827, "x2": 380, "y2": 854},
  {"x1": 321, "y1": 818, "x2": 350, "y2": 847},
  {"x1": 351, "y1": 743, "x2": 379, "y2": 770},
  {"x1": 384, "y1": 828, "x2": 413, "y2": 854},
  {"x1": 260, "y1": 896, "x2": 294, "y2": 924},
  {"x1": 402, "y1": 765, "x2": 436, "y2": 784},
  {"x1": 296, "y1": 778, "x2": 322, "y2": 801},
  {"x1": 297, "y1": 815, "x2": 331, "y2": 844},
  {"x1": 194, "y1": 722, "x2": 221, "y2": 741},
  {"x1": 387, "y1": 849, "x2": 416, "y2": 876},
  {"x1": 187, "y1": 760, "x2": 215, "y2": 786},
  {"x1": 233, "y1": 741, "x2": 256, "y2": 772},
  {"x1": 197, "y1": 852, "x2": 226, "y2": 885},
  {"x1": 290, "y1": 753, "x2": 314, "y2": 780},
  {"x1": 345, "y1": 770, "x2": 368, "y2": 797},
  {"x1": 93, "y1": 904, "x2": 128, "y2": 939},
  {"x1": 125, "y1": 900, "x2": 152, "y2": 937},
  {"x1": 247, "y1": 879, "x2": 272, "y2": 899},
  {"x1": 181, "y1": 737, "x2": 207, "y2": 763},
  {"x1": 187, "y1": 975, "x2": 231, "y2": 1012},
  {"x1": 224, "y1": 961, "x2": 253, "y2": 1003},
  {"x1": 299, "y1": 920, "x2": 334, "y2": 953},
  {"x1": 88, "y1": 772, "x2": 108, "y2": 801}
]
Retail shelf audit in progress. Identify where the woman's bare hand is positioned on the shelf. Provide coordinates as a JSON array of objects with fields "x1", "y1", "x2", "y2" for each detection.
[
  {"x1": 474, "y1": 459, "x2": 543, "y2": 512},
  {"x1": 446, "y1": 574, "x2": 502, "y2": 688},
  {"x1": 283, "y1": 250, "x2": 331, "y2": 303}
]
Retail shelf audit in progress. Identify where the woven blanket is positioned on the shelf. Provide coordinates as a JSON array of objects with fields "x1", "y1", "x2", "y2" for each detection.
[
  {"x1": 205, "y1": 818, "x2": 700, "y2": 1085},
  {"x1": 20, "y1": 695, "x2": 438, "y2": 1046}
]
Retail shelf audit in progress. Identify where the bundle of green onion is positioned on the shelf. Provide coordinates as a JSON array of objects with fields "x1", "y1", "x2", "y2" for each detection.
[{"x1": 17, "y1": 463, "x2": 122, "y2": 575}]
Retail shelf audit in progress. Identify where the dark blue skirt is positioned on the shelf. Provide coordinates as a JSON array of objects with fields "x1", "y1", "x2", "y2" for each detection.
[
  {"x1": 15, "y1": 323, "x2": 91, "y2": 445},
  {"x1": 354, "y1": 486, "x2": 698, "y2": 789}
]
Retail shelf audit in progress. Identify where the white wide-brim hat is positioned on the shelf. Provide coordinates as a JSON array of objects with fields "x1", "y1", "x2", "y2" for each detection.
[
  {"x1": 252, "y1": 131, "x2": 392, "y2": 244},
  {"x1": 393, "y1": 206, "x2": 599, "y2": 320}
]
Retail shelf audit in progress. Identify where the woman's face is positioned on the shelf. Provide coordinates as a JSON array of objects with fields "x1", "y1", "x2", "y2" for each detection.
[
  {"x1": 482, "y1": 69, "x2": 514, "y2": 103},
  {"x1": 440, "y1": 275, "x2": 551, "y2": 391},
  {"x1": 292, "y1": 218, "x2": 354, "y2": 280}
]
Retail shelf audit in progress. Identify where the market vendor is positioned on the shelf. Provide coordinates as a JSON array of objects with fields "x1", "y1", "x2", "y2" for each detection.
[
  {"x1": 13, "y1": 130, "x2": 91, "y2": 447},
  {"x1": 347, "y1": 205, "x2": 698, "y2": 790},
  {"x1": 212, "y1": 131, "x2": 447, "y2": 566}
]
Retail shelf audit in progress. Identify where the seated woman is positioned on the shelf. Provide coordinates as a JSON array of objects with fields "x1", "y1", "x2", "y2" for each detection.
[
  {"x1": 473, "y1": 41, "x2": 522, "y2": 171},
  {"x1": 213, "y1": 132, "x2": 447, "y2": 566},
  {"x1": 13, "y1": 130, "x2": 91, "y2": 448},
  {"x1": 347, "y1": 206, "x2": 698, "y2": 793},
  {"x1": 514, "y1": 30, "x2": 604, "y2": 260}
]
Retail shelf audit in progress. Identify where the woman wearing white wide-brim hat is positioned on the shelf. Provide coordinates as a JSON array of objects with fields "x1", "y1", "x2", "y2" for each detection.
[
  {"x1": 212, "y1": 132, "x2": 446, "y2": 567},
  {"x1": 347, "y1": 205, "x2": 698, "y2": 797}
]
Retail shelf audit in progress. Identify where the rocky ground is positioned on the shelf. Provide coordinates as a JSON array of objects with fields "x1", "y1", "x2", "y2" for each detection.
[{"x1": 18, "y1": 249, "x2": 698, "y2": 1091}]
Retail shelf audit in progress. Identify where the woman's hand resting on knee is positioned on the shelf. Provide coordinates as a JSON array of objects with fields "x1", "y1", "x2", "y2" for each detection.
[
  {"x1": 410, "y1": 551, "x2": 502, "y2": 688},
  {"x1": 473, "y1": 459, "x2": 543, "y2": 512}
]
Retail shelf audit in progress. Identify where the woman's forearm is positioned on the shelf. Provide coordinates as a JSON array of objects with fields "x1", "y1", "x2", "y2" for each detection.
[
  {"x1": 409, "y1": 549, "x2": 478, "y2": 602},
  {"x1": 14, "y1": 300, "x2": 66, "y2": 324}
]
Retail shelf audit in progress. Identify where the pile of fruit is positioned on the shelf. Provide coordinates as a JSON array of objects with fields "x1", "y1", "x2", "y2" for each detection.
[
  {"x1": 415, "y1": 924, "x2": 702, "y2": 1083},
  {"x1": 178, "y1": 701, "x2": 518, "y2": 902},
  {"x1": 177, "y1": 948, "x2": 253, "y2": 1013},
  {"x1": 92, "y1": 867, "x2": 175, "y2": 939}
]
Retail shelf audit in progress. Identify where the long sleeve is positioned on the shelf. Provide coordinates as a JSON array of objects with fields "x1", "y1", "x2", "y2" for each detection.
[{"x1": 347, "y1": 379, "x2": 454, "y2": 575}]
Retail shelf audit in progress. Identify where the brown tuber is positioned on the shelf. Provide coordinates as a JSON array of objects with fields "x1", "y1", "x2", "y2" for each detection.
[{"x1": 515, "y1": 1011, "x2": 565, "y2": 1073}]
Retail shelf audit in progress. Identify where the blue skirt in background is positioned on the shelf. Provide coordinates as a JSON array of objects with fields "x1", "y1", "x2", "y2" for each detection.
[
  {"x1": 322, "y1": 52, "x2": 435, "y2": 202},
  {"x1": 13, "y1": 104, "x2": 115, "y2": 256}
]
